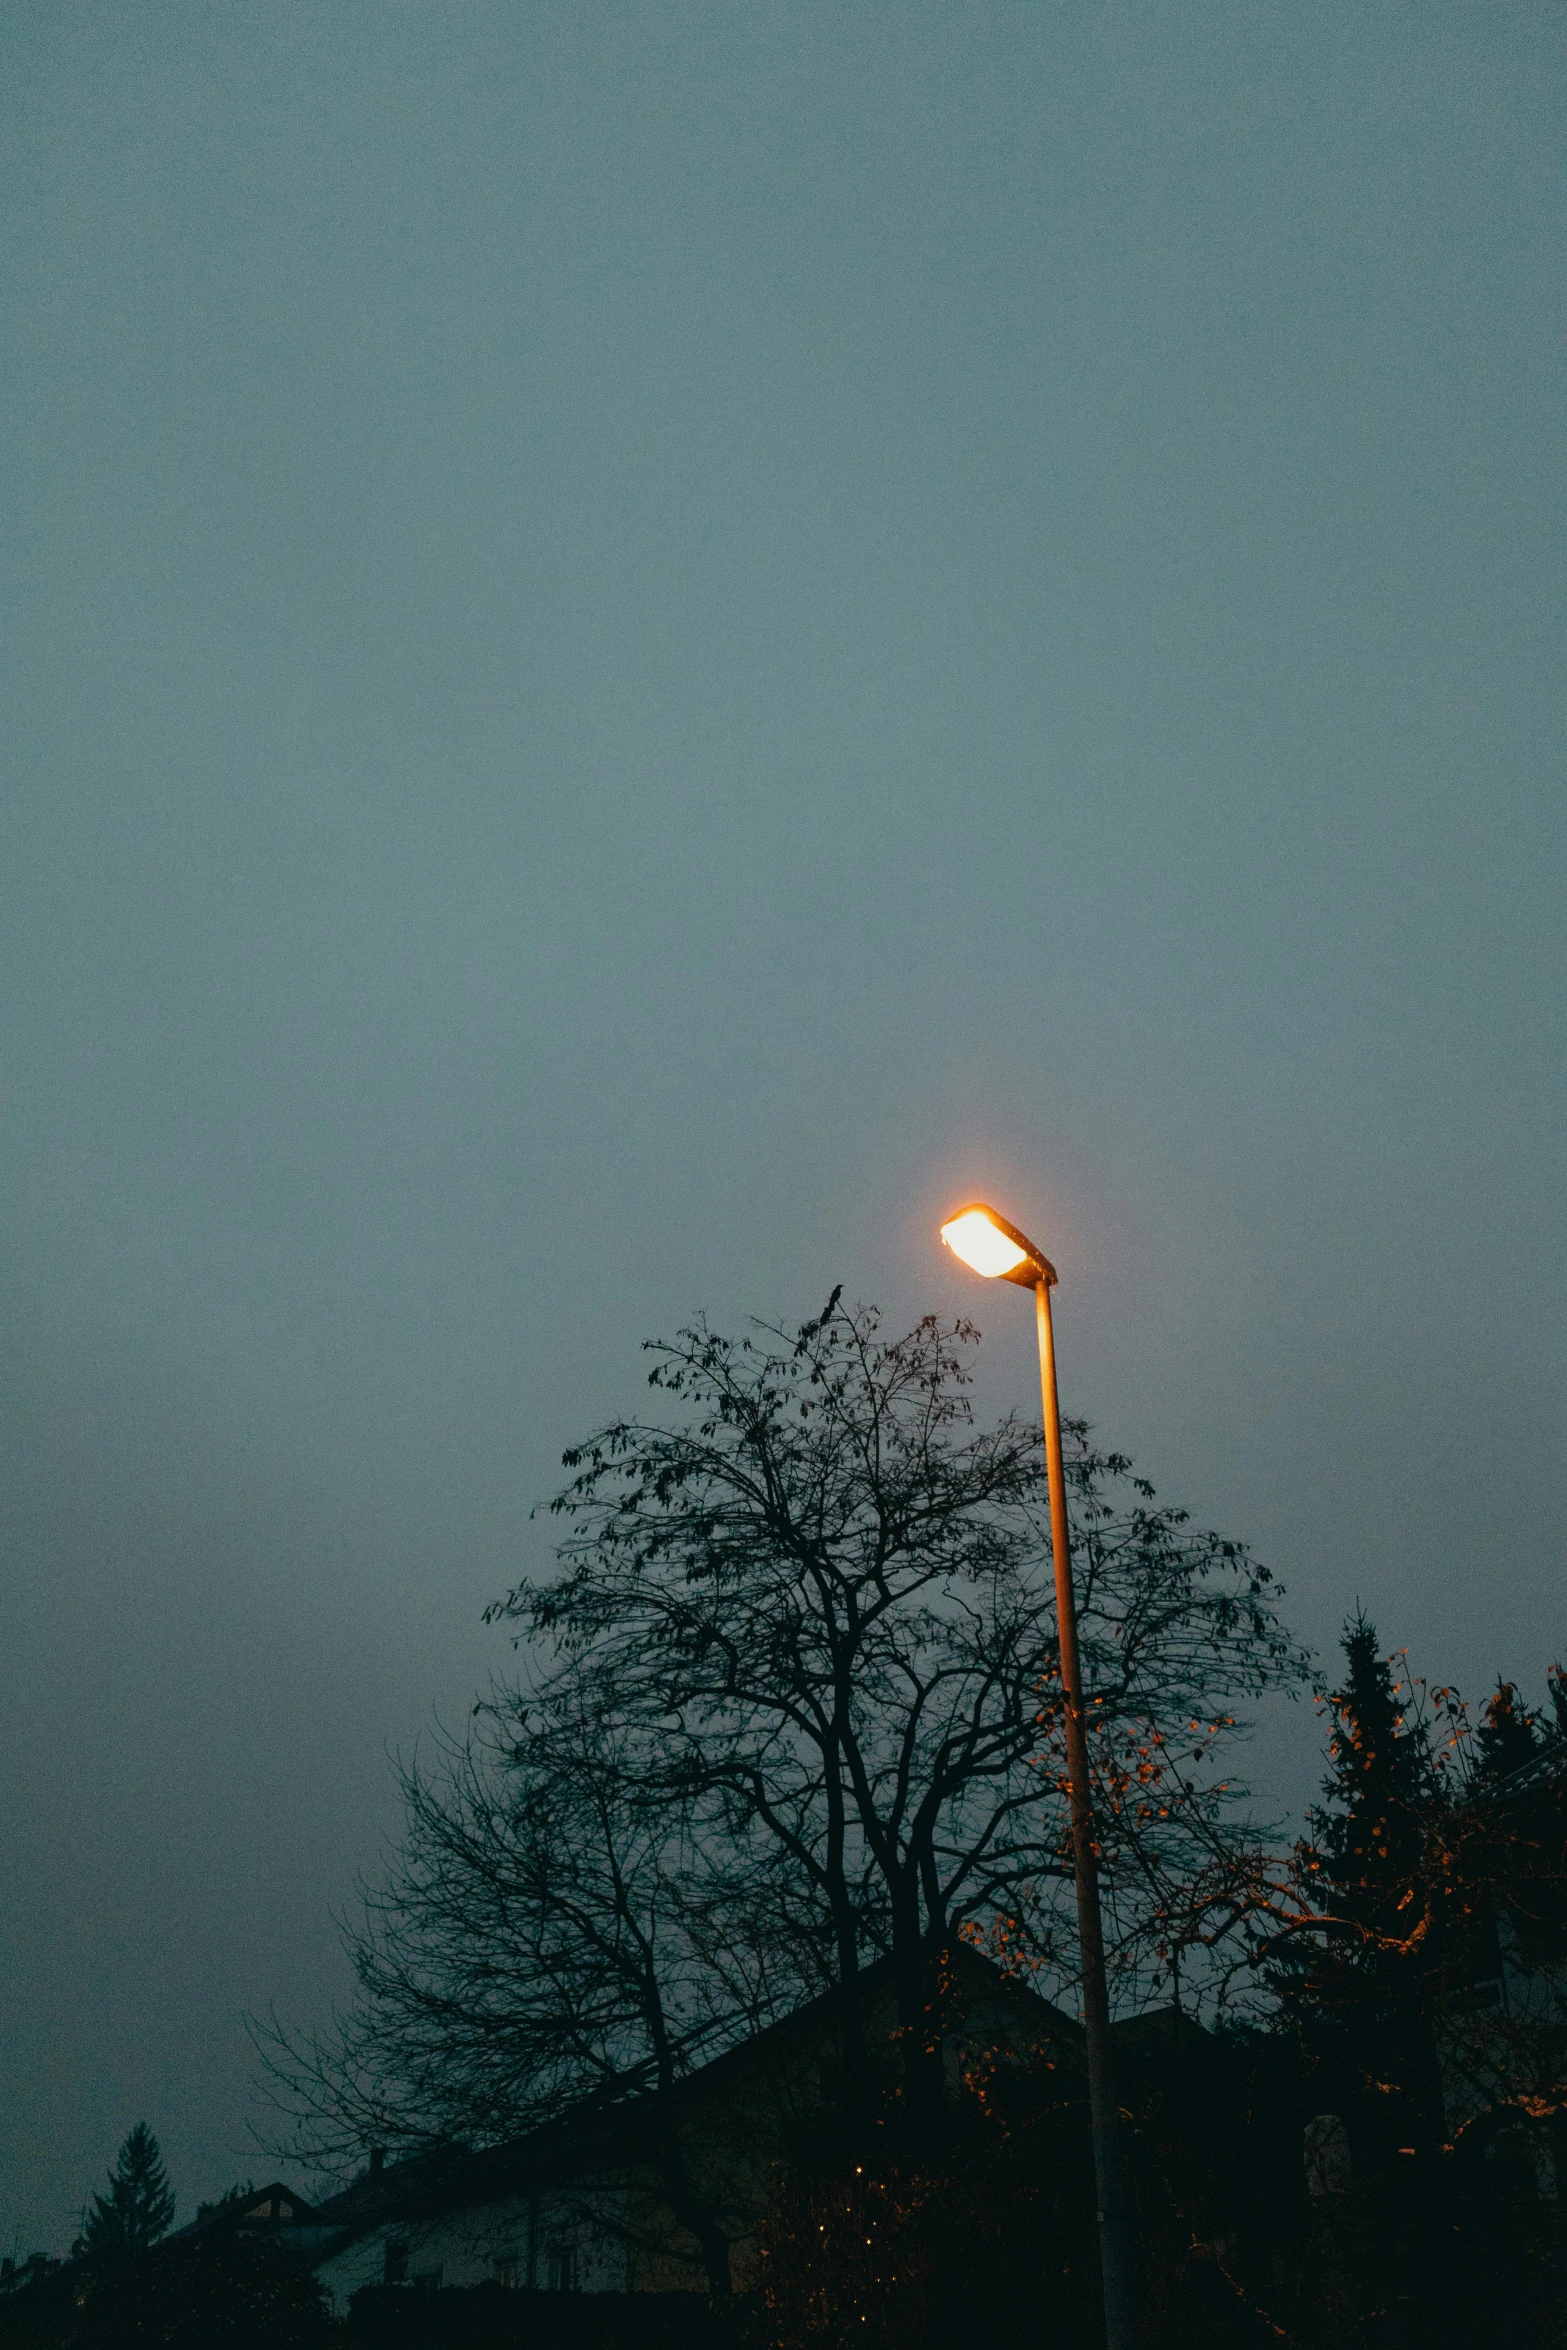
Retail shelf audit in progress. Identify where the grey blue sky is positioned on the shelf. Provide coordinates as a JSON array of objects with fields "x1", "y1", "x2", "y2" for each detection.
[{"x1": 2, "y1": 1, "x2": 1562, "y2": 2252}]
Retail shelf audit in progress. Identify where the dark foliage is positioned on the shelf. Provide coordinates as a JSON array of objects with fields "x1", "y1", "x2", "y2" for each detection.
[
  {"x1": 1248, "y1": 1620, "x2": 1567, "y2": 2178},
  {"x1": 0, "y1": 2261, "x2": 80, "y2": 2350},
  {"x1": 1317, "y1": 1614, "x2": 1437, "y2": 1889},
  {"x1": 1475, "y1": 1679, "x2": 1541, "y2": 1783},
  {"x1": 1551, "y1": 1666, "x2": 1567, "y2": 1744},
  {"x1": 748, "y1": 2014, "x2": 1567, "y2": 2350},
  {"x1": 1269, "y1": 1613, "x2": 1453, "y2": 2165},
  {"x1": 344, "y1": 2284, "x2": 734, "y2": 2348},
  {"x1": 1129, "y1": 2037, "x2": 1567, "y2": 2350},
  {"x1": 76, "y1": 2231, "x2": 333, "y2": 2350},
  {"x1": 746, "y1": 2076, "x2": 1102, "y2": 2350},
  {"x1": 740, "y1": 1603, "x2": 1567, "y2": 2350},
  {"x1": 76, "y1": 2128, "x2": 175, "y2": 2269},
  {"x1": 1153, "y1": 1617, "x2": 1567, "y2": 2346}
]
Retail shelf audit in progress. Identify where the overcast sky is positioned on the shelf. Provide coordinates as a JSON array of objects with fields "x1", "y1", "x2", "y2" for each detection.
[{"x1": 2, "y1": 2, "x2": 1561, "y2": 2253}]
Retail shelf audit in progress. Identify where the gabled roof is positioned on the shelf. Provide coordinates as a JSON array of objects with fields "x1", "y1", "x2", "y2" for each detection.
[
  {"x1": 165, "y1": 2182, "x2": 318, "y2": 2244},
  {"x1": 310, "y1": 2146, "x2": 479, "y2": 2231},
  {"x1": 308, "y1": 1945, "x2": 1086, "y2": 2236},
  {"x1": 1107, "y1": 2004, "x2": 1215, "y2": 2057},
  {"x1": 1478, "y1": 1730, "x2": 1567, "y2": 1804}
]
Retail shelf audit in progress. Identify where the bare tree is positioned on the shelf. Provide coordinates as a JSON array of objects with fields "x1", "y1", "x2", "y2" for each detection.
[
  {"x1": 256, "y1": 1295, "x2": 1308, "y2": 2238},
  {"x1": 495, "y1": 1298, "x2": 1308, "y2": 2117},
  {"x1": 250, "y1": 1690, "x2": 809, "y2": 2292}
]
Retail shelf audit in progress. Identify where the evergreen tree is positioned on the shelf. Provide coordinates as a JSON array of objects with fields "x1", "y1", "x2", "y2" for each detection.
[
  {"x1": 1272, "y1": 1614, "x2": 1451, "y2": 2167},
  {"x1": 1546, "y1": 1664, "x2": 1567, "y2": 1744},
  {"x1": 1256, "y1": 1630, "x2": 1567, "y2": 2342},
  {"x1": 78, "y1": 2124, "x2": 175, "y2": 2265},
  {"x1": 1316, "y1": 1610, "x2": 1435, "y2": 1920},
  {"x1": 1474, "y1": 1680, "x2": 1539, "y2": 1784}
]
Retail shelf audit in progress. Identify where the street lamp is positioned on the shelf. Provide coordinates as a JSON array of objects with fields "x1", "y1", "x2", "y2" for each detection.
[{"x1": 940, "y1": 1203, "x2": 1137, "y2": 2350}]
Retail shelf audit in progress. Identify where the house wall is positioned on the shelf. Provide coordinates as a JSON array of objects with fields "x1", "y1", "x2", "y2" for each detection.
[
  {"x1": 311, "y1": 1956, "x2": 1082, "y2": 2304},
  {"x1": 314, "y1": 2184, "x2": 632, "y2": 2310},
  {"x1": 621, "y1": 1956, "x2": 1082, "y2": 2292}
]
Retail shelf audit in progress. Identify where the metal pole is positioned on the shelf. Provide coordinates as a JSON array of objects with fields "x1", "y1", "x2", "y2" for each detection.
[{"x1": 1035, "y1": 1277, "x2": 1137, "y2": 2350}]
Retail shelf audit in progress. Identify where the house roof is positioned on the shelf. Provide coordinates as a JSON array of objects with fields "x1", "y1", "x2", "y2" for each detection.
[
  {"x1": 164, "y1": 2182, "x2": 319, "y2": 2244},
  {"x1": 1478, "y1": 1729, "x2": 1567, "y2": 1804},
  {"x1": 305, "y1": 1944, "x2": 1088, "y2": 2238}
]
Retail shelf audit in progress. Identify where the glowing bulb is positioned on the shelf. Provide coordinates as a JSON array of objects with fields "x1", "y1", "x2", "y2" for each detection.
[{"x1": 940, "y1": 1208, "x2": 1029, "y2": 1279}]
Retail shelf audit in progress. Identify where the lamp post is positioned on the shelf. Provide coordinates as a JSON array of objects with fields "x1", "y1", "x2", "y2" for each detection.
[{"x1": 939, "y1": 1203, "x2": 1137, "y2": 2350}]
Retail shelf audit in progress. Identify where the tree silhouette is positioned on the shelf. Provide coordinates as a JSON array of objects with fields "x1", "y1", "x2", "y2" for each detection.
[
  {"x1": 257, "y1": 1299, "x2": 1306, "y2": 2243},
  {"x1": 1317, "y1": 1611, "x2": 1437, "y2": 1901},
  {"x1": 78, "y1": 2123, "x2": 175, "y2": 2265},
  {"x1": 1270, "y1": 1615, "x2": 1451, "y2": 2163},
  {"x1": 509, "y1": 1303, "x2": 1304, "y2": 2113},
  {"x1": 1474, "y1": 1680, "x2": 1540, "y2": 1784},
  {"x1": 1548, "y1": 1665, "x2": 1567, "y2": 1743},
  {"x1": 79, "y1": 2229, "x2": 332, "y2": 2350}
]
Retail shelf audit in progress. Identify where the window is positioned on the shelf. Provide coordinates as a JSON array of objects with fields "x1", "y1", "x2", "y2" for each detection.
[
  {"x1": 411, "y1": 2268, "x2": 443, "y2": 2290},
  {"x1": 494, "y1": 2255, "x2": 520, "y2": 2288},
  {"x1": 383, "y1": 2240, "x2": 408, "y2": 2286},
  {"x1": 546, "y1": 2243, "x2": 579, "y2": 2293}
]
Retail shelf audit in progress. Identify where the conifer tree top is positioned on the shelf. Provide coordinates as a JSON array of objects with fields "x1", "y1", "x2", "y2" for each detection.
[
  {"x1": 1474, "y1": 1680, "x2": 1540, "y2": 1785},
  {"x1": 78, "y1": 2123, "x2": 176, "y2": 2265},
  {"x1": 1315, "y1": 1612, "x2": 1433, "y2": 1905}
]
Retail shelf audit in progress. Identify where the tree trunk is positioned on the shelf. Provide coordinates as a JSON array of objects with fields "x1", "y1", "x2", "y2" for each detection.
[{"x1": 889, "y1": 1889, "x2": 946, "y2": 2145}]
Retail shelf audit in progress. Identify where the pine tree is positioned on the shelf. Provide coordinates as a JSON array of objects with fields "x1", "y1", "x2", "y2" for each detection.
[
  {"x1": 78, "y1": 2124, "x2": 176, "y2": 2265},
  {"x1": 1316, "y1": 1610, "x2": 1435, "y2": 1921},
  {"x1": 1546, "y1": 1664, "x2": 1567, "y2": 1744},
  {"x1": 1275, "y1": 1615, "x2": 1451, "y2": 2167},
  {"x1": 1474, "y1": 1680, "x2": 1540, "y2": 1784}
]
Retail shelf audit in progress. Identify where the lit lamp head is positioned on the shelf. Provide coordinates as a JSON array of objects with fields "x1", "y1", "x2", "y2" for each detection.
[{"x1": 939, "y1": 1203, "x2": 1057, "y2": 1289}]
